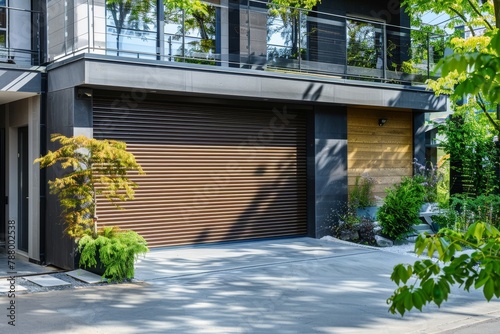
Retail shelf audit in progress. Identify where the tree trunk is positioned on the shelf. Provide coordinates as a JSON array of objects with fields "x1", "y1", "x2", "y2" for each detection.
[{"x1": 494, "y1": 0, "x2": 500, "y2": 28}]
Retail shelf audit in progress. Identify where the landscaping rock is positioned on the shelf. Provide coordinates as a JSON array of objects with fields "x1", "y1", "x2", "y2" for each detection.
[
  {"x1": 373, "y1": 224, "x2": 382, "y2": 235},
  {"x1": 340, "y1": 230, "x2": 359, "y2": 241},
  {"x1": 375, "y1": 235, "x2": 393, "y2": 247}
]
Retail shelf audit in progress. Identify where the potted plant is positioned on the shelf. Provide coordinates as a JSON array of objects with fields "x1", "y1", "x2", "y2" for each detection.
[
  {"x1": 350, "y1": 174, "x2": 378, "y2": 219},
  {"x1": 35, "y1": 134, "x2": 147, "y2": 282}
]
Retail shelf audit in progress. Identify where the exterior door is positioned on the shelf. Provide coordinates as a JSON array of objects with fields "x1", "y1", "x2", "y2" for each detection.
[{"x1": 18, "y1": 126, "x2": 28, "y2": 252}]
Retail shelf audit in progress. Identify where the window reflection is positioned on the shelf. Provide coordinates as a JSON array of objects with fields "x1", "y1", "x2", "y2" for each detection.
[
  {"x1": 346, "y1": 19, "x2": 383, "y2": 70},
  {"x1": 0, "y1": 31, "x2": 5, "y2": 48},
  {"x1": 164, "y1": 5, "x2": 217, "y2": 64},
  {"x1": 106, "y1": 1, "x2": 157, "y2": 58},
  {"x1": 105, "y1": 1, "x2": 217, "y2": 63},
  {"x1": 0, "y1": 8, "x2": 5, "y2": 29},
  {"x1": 267, "y1": 9, "x2": 307, "y2": 67}
]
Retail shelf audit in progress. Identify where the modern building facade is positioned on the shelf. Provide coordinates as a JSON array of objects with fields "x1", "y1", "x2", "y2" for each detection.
[
  {"x1": 0, "y1": 0, "x2": 45, "y2": 263},
  {"x1": 1, "y1": 0, "x2": 448, "y2": 269}
]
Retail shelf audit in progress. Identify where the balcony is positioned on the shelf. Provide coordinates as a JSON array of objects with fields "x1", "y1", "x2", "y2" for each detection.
[
  {"x1": 47, "y1": 0, "x2": 446, "y2": 86},
  {"x1": 0, "y1": 6, "x2": 42, "y2": 68}
]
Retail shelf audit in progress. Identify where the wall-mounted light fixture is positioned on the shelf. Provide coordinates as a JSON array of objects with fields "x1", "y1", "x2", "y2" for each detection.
[
  {"x1": 76, "y1": 88, "x2": 93, "y2": 99},
  {"x1": 378, "y1": 118, "x2": 387, "y2": 126}
]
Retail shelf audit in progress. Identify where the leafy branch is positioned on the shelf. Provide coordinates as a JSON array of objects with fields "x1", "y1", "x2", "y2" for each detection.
[{"x1": 388, "y1": 222, "x2": 500, "y2": 316}]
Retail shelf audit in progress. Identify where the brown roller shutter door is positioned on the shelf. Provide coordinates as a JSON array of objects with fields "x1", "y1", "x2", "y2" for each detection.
[{"x1": 93, "y1": 96, "x2": 307, "y2": 247}]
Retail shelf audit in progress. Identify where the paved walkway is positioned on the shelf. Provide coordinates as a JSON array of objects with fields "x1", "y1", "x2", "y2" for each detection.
[
  {"x1": 1, "y1": 237, "x2": 500, "y2": 333},
  {"x1": 0, "y1": 251, "x2": 60, "y2": 278}
]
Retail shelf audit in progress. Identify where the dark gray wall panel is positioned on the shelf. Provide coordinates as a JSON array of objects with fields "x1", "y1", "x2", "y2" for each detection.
[
  {"x1": 45, "y1": 88, "x2": 79, "y2": 269},
  {"x1": 312, "y1": 106, "x2": 348, "y2": 238}
]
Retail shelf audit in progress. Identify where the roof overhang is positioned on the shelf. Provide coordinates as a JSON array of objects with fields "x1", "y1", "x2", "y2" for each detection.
[
  {"x1": 47, "y1": 54, "x2": 448, "y2": 112},
  {"x1": 0, "y1": 67, "x2": 43, "y2": 104}
]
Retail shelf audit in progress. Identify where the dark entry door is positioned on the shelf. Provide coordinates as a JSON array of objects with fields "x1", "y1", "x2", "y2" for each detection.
[{"x1": 18, "y1": 126, "x2": 28, "y2": 252}]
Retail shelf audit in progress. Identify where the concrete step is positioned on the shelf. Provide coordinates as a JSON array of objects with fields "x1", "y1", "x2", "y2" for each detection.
[{"x1": 413, "y1": 223, "x2": 434, "y2": 232}]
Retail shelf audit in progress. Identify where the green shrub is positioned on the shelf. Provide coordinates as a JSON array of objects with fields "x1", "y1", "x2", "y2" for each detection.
[
  {"x1": 377, "y1": 177, "x2": 425, "y2": 240},
  {"x1": 434, "y1": 194, "x2": 500, "y2": 231},
  {"x1": 78, "y1": 227, "x2": 149, "y2": 282}
]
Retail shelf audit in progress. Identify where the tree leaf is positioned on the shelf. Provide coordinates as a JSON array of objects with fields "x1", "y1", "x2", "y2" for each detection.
[{"x1": 484, "y1": 278, "x2": 494, "y2": 301}]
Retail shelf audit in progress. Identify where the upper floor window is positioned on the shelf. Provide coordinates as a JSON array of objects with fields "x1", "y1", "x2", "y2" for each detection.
[
  {"x1": 164, "y1": 4, "x2": 217, "y2": 63},
  {"x1": 105, "y1": 0, "x2": 217, "y2": 62},
  {"x1": 346, "y1": 17, "x2": 384, "y2": 70},
  {"x1": 106, "y1": 0, "x2": 157, "y2": 58}
]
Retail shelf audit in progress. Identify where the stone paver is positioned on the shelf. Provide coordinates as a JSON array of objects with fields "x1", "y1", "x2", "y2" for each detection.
[
  {"x1": 66, "y1": 269, "x2": 104, "y2": 284},
  {"x1": 25, "y1": 274, "x2": 71, "y2": 287}
]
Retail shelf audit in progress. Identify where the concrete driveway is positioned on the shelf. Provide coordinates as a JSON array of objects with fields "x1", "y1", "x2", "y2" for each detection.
[{"x1": 2, "y1": 237, "x2": 500, "y2": 333}]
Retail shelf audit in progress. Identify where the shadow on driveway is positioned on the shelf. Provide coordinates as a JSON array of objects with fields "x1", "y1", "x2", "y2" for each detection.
[{"x1": 7, "y1": 237, "x2": 500, "y2": 333}]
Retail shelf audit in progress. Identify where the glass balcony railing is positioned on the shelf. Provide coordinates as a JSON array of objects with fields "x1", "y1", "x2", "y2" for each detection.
[
  {"x1": 0, "y1": 6, "x2": 42, "y2": 67},
  {"x1": 48, "y1": 0, "x2": 446, "y2": 86}
]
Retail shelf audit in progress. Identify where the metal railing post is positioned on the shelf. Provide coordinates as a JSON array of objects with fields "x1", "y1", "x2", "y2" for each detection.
[
  {"x1": 157, "y1": 0, "x2": 164, "y2": 60},
  {"x1": 182, "y1": 9, "x2": 185, "y2": 61},
  {"x1": 344, "y1": 17, "x2": 348, "y2": 76},
  {"x1": 427, "y1": 33, "x2": 431, "y2": 80},
  {"x1": 298, "y1": 9, "x2": 302, "y2": 71},
  {"x1": 382, "y1": 23, "x2": 387, "y2": 81},
  {"x1": 247, "y1": 0, "x2": 251, "y2": 63}
]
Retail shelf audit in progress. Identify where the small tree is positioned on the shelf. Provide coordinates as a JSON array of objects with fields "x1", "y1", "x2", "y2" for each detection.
[{"x1": 34, "y1": 134, "x2": 144, "y2": 238}]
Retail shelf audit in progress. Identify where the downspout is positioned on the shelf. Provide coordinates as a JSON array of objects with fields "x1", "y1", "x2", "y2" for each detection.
[
  {"x1": 36, "y1": 0, "x2": 48, "y2": 265},
  {"x1": 39, "y1": 72, "x2": 47, "y2": 265}
]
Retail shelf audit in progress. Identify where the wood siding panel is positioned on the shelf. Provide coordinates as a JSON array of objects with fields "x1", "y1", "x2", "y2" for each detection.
[
  {"x1": 93, "y1": 97, "x2": 307, "y2": 247},
  {"x1": 347, "y1": 107, "x2": 413, "y2": 202}
]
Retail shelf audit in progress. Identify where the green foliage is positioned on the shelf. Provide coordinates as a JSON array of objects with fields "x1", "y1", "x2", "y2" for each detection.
[
  {"x1": 436, "y1": 155, "x2": 451, "y2": 207},
  {"x1": 34, "y1": 134, "x2": 144, "y2": 238},
  {"x1": 388, "y1": 0, "x2": 500, "y2": 317},
  {"x1": 400, "y1": 60, "x2": 420, "y2": 74},
  {"x1": 413, "y1": 159, "x2": 444, "y2": 203},
  {"x1": 402, "y1": 0, "x2": 496, "y2": 35},
  {"x1": 440, "y1": 31, "x2": 500, "y2": 106},
  {"x1": 388, "y1": 222, "x2": 500, "y2": 316},
  {"x1": 349, "y1": 174, "x2": 375, "y2": 209},
  {"x1": 439, "y1": 109, "x2": 498, "y2": 197},
  {"x1": 434, "y1": 194, "x2": 500, "y2": 231},
  {"x1": 377, "y1": 177, "x2": 425, "y2": 240},
  {"x1": 268, "y1": 0, "x2": 321, "y2": 20},
  {"x1": 404, "y1": 1, "x2": 500, "y2": 134},
  {"x1": 78, "y1": 227, "x2": 149, "y2": 282}
]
